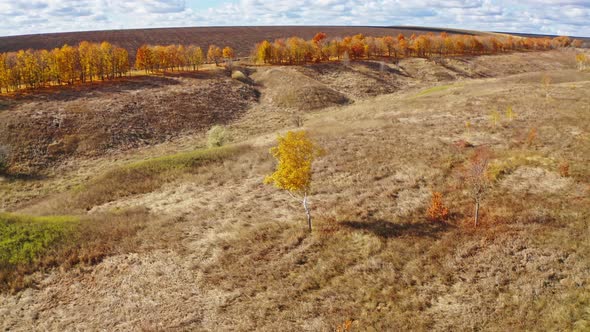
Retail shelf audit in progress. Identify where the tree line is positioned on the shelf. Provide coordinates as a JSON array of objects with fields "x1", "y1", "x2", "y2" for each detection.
[
  {"x1": 0, "y1": 41, "x2": 129, "y2": 93},
  {"x1": 0, "y1": 32, "x2": 582, "y2": 93},
  {"x1": 0, "y1": 41, "x2": 236, "y2": 93},
  {"x1": 254, "y1": 32, "x2": 582, "y2": 65},
  {"x1": 135, "y1": 44, "x2": 234, "y2": 73}
]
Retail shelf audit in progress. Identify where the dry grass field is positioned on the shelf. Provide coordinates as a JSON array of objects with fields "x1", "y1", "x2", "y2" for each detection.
[{"x1": 0, "y1": 49, "x2": 589, "y2": 331}]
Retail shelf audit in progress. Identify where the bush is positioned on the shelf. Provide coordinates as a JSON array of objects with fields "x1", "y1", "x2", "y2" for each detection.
[
  {"x1": 0, "y1": 145, "x2": 9, "y2": 174},
  {"x1": 231, "y1": 70, "x2": 246, "y2": 81},
  {"x1": 207, "y1": 125, "x2": 229, "y2": 148},
  {"x1": 426, "y1": 192, "x2": 449, "y2": 222},
  {"x1": 558, "y1": 162, "x2": 570, "y2": 177}
]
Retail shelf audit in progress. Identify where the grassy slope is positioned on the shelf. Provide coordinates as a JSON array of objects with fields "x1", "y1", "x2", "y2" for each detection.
[
  {"x1": 0, "y1": 147, "x2": 248, "y2": 292},
  {"x1": 0, "y1": 51, "x2": 589, "y2": 330}
]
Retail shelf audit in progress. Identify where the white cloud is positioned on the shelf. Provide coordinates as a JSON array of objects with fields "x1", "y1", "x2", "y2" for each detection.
[{"x1": 0, "y1": 0, "x2": 587, "y2": 37}]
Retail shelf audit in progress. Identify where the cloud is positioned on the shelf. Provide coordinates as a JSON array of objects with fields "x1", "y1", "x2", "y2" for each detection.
[
  {"x1": 0, "y1": 0, "x2": 587, "y2": 37},
  {"x1": 113, "y1": 0, "x2": 187, "y2": 14}
]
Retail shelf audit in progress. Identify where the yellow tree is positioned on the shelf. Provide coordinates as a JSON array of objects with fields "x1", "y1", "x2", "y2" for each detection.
[
  {"x1": 222, "y1": 46, "x2": 235, "y2": 60},
  {"x1": 100, "y1": 41, "x2": 114, "y2": 80},
  {"x1": 256, "y1": 40, "x2": 272, "y2": 64},
  {"x1": 264, "y1": 131, "x2": 323, "y2": 231},
  {"x1": 576, "y1": 53, "x2": 587, "y2": 71},
  {"x1": 78, "y1": 41, "x2": 93, "y2": 82},
  {"x1": 0, "y1": 53, "x2": 9, "y2": 93},
  {"x1": 57, "y1": 44, "x2": 78, "y2": 85},
  {"x1": 187, "y1": 45, "x2": 203, "y2": 71},
  {"x1": 113, "y1": 47, "x2": 129, "y2": 77},
  {"x1": 207, "y1": 45, "x2": 222, "y2": 66}
]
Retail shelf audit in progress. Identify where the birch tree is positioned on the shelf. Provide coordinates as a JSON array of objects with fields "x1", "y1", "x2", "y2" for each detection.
[{"x1": 264, "y1": 131, "x2": 323, "y2": 232}]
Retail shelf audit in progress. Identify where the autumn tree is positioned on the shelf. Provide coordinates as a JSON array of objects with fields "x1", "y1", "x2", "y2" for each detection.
[
  {"x1": 397, "y1": 34, "x2": 408, "y2": 57},
  {"x1": 99, "y1": 41, "x2": 114, "y2": 80},
  {"x1": 135, "y1": 45, "x2": 153, "y2": 73},
  {"x1": 222, "y1": 46, "x2": 235, "y2": 60},
  {"x1": 348, "y1": 34, "x2": 366, "y2": 59},
  {"x1": 461, "y1": 147, "x2": 492, "y2": 227},
  {"x1": 576, "y1": 53, "x2": 588, "y2": 71},
  {"x1": 552, "y1": 36, "x2": 572, "y2": 48},
  {"x1": 256, "y1": 40, "x2": 272, "y2": 64},
  {"x1": 113, "y1": 47, "x2": 129, "y2": 77},
  {"x1": 0, "y1": 53, "x2": 10, "y2": 93},
  {"x1": 328, "y1": 38, "x2": 344, "y2": 60},
  {"x1": 78, "y1": 41, "x2": 94, "y2": 82},
  {"x1": 187, "y1": 45, "x2": 204, "y2": 71},
  {"x1": 312, "y1": 32, "x2": 328, "y2": 61},
  {"x1": 382, "y1": 36, "x2": 396, "y2": 58},
  {"x1": 264, "y1": 131, "x2": 323, "y2": 232},
  {"x1": 207, "y1": 45, "x2": 222, "y2": 66}
]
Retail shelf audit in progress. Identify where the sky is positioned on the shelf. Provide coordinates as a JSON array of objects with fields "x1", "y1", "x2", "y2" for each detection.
[{"x1": 0, "y1": 0, "x2": 588, "y2": 37}]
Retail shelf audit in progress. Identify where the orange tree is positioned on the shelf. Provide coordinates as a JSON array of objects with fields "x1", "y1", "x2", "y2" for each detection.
[
  {"x1": 222, "y1": 46, "x2": 235, "y2": 60},
  {"x1": 264, "y1": 131, "x2": 323, "y2": 231}
]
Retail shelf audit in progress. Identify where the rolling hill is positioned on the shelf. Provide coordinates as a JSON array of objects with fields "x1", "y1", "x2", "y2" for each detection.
[{"x1": 0, "y1": 26, "x2": 485, "y2": 58}]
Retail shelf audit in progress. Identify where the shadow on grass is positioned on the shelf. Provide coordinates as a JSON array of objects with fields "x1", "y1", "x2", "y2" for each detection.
[
  {"x1": 0, "y1": 75, "x2": 182, "y2": 107},
  {"x1": 0, "y1": 172, "x2": 46, "y2": 182},
  {"x1": 341, "y1": 219, "x2": 451, "y2": 239}
]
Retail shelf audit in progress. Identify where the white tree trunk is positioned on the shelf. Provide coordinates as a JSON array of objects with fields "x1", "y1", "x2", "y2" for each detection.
[{"x1": 303, "y1": 193, "x2": 312, "y2": 232}]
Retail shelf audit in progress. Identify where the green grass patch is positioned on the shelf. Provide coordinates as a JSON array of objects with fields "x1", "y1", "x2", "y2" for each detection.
[
  {"x1": 72, "y1": 145, "x2": 248, "y2": 210},
  {"x1": 0, "y1": 209, "x2": 150, "y2": 293},
  {"x1": 488, "y1": 151, "x2": 555, "y2": 181},
  {"x1": 0, "y1": 213, "x2": 78, "y2": 265}
]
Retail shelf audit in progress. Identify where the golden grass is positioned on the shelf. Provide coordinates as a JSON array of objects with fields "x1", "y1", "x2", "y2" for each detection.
[
  {"x1": 67, "y1": 145, "x2": 250, "y2": 211},
  {"x1": 1, "y1": 51, "x2": 589, "y2": 330}
]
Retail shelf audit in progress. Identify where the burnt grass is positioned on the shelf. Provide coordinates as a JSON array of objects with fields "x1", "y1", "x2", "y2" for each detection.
[{"x1": 0, "y1": 74, "x2": 259, "y2": 174}]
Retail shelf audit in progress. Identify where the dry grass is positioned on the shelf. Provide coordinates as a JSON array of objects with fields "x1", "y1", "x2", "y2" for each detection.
[
  {"x1": 0, "y1": 50, "x2": 589, "y2": 331},
  {"x1": 55, "y1": 145, "x2": 250, "y2": 213},
  {"x1": 252, "y1": 67, "x2": 350, "y2": 110},
  {"x1": 0, "y1": 208, "x2": 149, "y2": 294}
]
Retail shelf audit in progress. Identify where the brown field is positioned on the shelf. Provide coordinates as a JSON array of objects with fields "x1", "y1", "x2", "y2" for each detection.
[
  {"x1": 0, "y1": 26, "x2": 495, "y2": 58},
  {"x1": 0, "y1": 46, "x2": 589, "y2": 331}
]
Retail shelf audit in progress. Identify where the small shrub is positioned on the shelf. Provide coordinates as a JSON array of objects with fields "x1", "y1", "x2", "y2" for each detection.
[
  {"x1": 465, "y1": 121, "x2": 471, "y2": 134},
  {"x1": 489, "y1": 110, "x2": 500, "y2": 128},
  {"x1": 505, "y1": 106, "x2": 514, "y2": 121},
  {"x1": 0, "y1": 145, "x2": 9, "y2": 174},
  {"x1": 427, "y1": 192, "x2": 449, "y2": 222},
  {"x1": 231, "y1": 70, "x2": 247, "y2": 82},
  {"x1": 526, "y1": 128, "x2": 538, "y2": 147},
  {"x1": 291, "y1": 113, "x2": 304, "y2": 128},
  {"x1": 207, "y1": 125, "x2": 229, "y2": 148},
  {"x1": 336, "y1": 319, "x2": 353, "y2": 332},
  {"x1": 558, "y1": 162, "x2": 570, "y2": 177}
]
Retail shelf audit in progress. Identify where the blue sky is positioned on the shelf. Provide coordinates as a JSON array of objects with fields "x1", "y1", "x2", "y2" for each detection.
[{"x1": 0, "y1": 0, "x2": 588, "y2": 37}]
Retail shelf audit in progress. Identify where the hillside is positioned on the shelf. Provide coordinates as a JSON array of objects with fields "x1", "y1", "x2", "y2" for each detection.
[
  {"x1": 0, "y1": 26, "x2": 484, "y2": 58},
  {"x1": 0, "y1": 48, "x2": 589, "y2": 330}
]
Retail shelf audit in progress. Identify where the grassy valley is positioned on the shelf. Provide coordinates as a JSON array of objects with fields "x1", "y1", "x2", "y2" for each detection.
[{"x1": 0, "y1": 44, "x2": 589, "y2": 331}]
